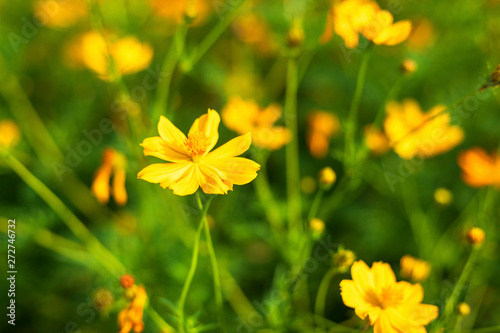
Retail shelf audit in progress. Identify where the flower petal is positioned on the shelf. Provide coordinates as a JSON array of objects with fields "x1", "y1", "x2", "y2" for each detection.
[
  {"x1": 206, "y1": 133, "x2": 252, "y2": 159},
  {"x1": 202, "y1": 157, "x2": 260, "y2": 185},
  {"x1": 168, "y1": 164, "x2": 201, "y2": 196},
  {"x1": 340, "y1": 280, "x2": 381, "y2": 323},
  {"x1": 374, "y1": 311, "x2": 398, "y2": 333},
  {"x1": 137, "y1": 162, "x2": 192, "y2": 186},
  {"x1": 372, "y1": 261, "x2": 396, "y2": 290},
  {"x1": 198, "y1": 164, "x2": 233, "y2": 194},
  {"x1": 189, "y1": 109, "x2": 220, "y2": 152},
  {"x1": 140, "y1": 136, "x2": 190, "y2": 162},
  {"x1": 158, "y1": 115, "x2": 188, "y2": 154},
  {"x1": 373, "y1": 21, "x2": 412, "y2": 46}
]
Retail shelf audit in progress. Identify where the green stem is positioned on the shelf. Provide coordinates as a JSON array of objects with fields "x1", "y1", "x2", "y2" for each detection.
[
  {"x1": 196, "y1": 193, "x2": 226, "y2": 333},
  {"x1": 314, "y1": 268, "x2": 338, "y2": 320},
  {"x1": 285, "y1": 55, "x2": 302, "y2": 236},
  {"x1": 344, "y1": 51, "x2": 371, "y2": 167},
  {"x1": 443, "y1": 247, "x2": 480, "y2": 322},
  {"x1": 3, "y1": 152, "x2": 174, "y2": 332},
  {"x1": 153, "y1": 25, "x2": 189, "y2": 121},
  {"x1": 178, "y1": 193, "x2": 212, "y2": 333},
  {"x1": 308, "y1": 188, "x2": 325, "y2": 221}
]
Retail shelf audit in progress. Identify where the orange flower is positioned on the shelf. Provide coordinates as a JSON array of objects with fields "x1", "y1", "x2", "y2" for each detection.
[
  {"x1": 91, "y1": 148, "x2": 128, "y2": 206},
  {"x1": 138, "y1": 109, "x2": 260, "y2": 196},
  {"x1": 148, "y1": 0, "x2": 210, "y2": 25},
  {"x1": 458, "y1": 148, "x2": 500, "y2": 187},
  {"x1": 383, "y1": 99, "x2": 464, "y2": 159},
  {"x1": 232, "y1": 12, "x2": 278, "y2": 56},
  {"x1": 222, "y1": 97, "x2": 291, "y2": 150},
  {"x1": 321, "y1": 0, "x2": 411, "y2": 48},
  {"x1": 118, "y1": 283, "x2": 147, "y2": 333},
  {"x1": 307, "y1": 111, "x2": 340, "y2": 159},
  {"x1": 341, "y1": 260, "x2": 438, "y2": 333}
]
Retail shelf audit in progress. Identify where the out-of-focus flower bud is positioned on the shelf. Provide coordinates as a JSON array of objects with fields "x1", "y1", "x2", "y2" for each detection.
[
  {"x1": 333, "y1": 248, "x2": 356, "y2": 272},
  {"x1": 319, "y1": 167, "x2": 336, "y2": 189},
  {"x1": 400, "y1": 255, "x2": 431, "y2": 282},
  {"x1": 434, "y1": 187, "x2": 453, "y2": 206},
  {"x1": 401, "y1": 59, "x2": 417, "y2": 74},
  {"x1": 457, "y1": 302, "x2": 471, "y2": 317},
  {"x1": 466, "y1": 227, "x2": 485, "y2": 245}
]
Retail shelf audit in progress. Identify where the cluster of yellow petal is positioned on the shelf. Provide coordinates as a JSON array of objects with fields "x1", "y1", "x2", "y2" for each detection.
[
  {"x1": 307, "y1": 111, "x2": 340, "y2": 159},
  {"x1": 66, "y1": 31, "x2": 153, "y2": 81},
  {"x1": 138, "y1": 109, "x2": 260, "y2": 196},
  {"x1": 222, "y1": 97, "x2": 291, "y2": 151},
  {"x1": 458, "y1": 148, "x2": 500, "y2": 187},
  {"x1": 0, "y1": 120, "x2": 20, "y2": 149},
  {"x1": 148, "y1": 0, "x2": 210, "y2": 25},
  {"x1": 341, "y1": 261, "x2": 438, "y2": 333},
  {"x1": 91, "y1": 148, "x2": 128, "y2": 206},
  {"x1": 383, "y1": 99, "x2": 464, "y2": 159},
  {"x1": 321, "y1": 0, "x2": 412, "y2": 48},
  {"x1": 118, "y1": 279, "x2": 147, "y2": 333},
  {"x1": 34, "y1": 0, "x2": 87, "y2": 28},
  {"x1": 400, "y1": 255, "x2": 431, "y2": 282}
]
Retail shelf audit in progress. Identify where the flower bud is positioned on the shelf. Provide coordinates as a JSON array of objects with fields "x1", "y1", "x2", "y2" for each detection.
[
  {"x1": 457, "y1": 302, "x2": 471, "y2": 317},
  {"x1": 333, "y1": 248, "x2": 356, "y2": 272},
  {"x1": 0, "y1": 120, "x2": 20, "y2": 150},
  {"x1": 309, "y1": 218, "x2": 325, "y2": 233},
  {"x1": 434, "y1": 187, "x2": 453, "y2": 206},
  {"x1": 401, "y1": 59, "x2": 417, "y2": 74},
  {"x1": 287, "y1": 24, "x2": 305, "y2": 48},
  {"x1": 466, "y1": 227, "x2": 485, "y2": 245},
  {"x1": 92, "y1": 288, "x2": 114, "y2": 312},
  {"x1": 319, "y1": 167, "x2": 336, "y2": 188},
  {"x1": 120, "y1": 274, "x2": 135, "y2": 289}
]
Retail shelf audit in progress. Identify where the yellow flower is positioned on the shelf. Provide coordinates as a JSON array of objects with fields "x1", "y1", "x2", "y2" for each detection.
[
  {"x1": 232, "y1": 12, "x2": 278, "y2": 56},
  {"x1": 457, "y1": 302, "x2": 471, "y2": 317},
  {"x1": 400, "y1": 255, "x2": 431, "y2": 282},
  {"x1": 434, "y1": 187, "x2": 453, "y2": 205},
  {"x1": 466, "y1": 227, "x2": 485, "y2": 245},
  {"x1": 321, "y1": 0, "x2": 411, "y2": 48},
  {"x1": 0, "y1": 120, "x2": 20, "y2": 149},
  {"x1": 34, "y1": 0, "x2": 87, "y2": 28},
  {"x1": 118, "y1": 285, "x2": 147, "y2": 333},
  {"x1": 319, "y1": 167, "x2": 337, "y2": 187},
  {"x1": 91, "y1": 148, "x2": 128, "y2": 206},
  {"x1": 383, "y1": 99, "x2": 464, "y2": 159},
  {"x1": 68, "y1": 31, "x2": 153, "y2": 80},
  {"x1": 307, "y1": 111, "x2": 340, "y2": 159},
  {"x1": 148, "y1": 0, "x2": 210, "y2": 25},
  {"x1": 138, "y1": 109, "x2": 260, "y2": 196},
  {"x1": 341, "y1": 261, "x2": 438, "y2": 333},
  {"x1": 222, "y1": 97, "x2": 291, "y2": 150},
  {"x1": 407, "y1": 19, "x2": 436, "y2": 51},
  {"x1": 458, "y1": 148, "x2": 500, "y2": 187}
]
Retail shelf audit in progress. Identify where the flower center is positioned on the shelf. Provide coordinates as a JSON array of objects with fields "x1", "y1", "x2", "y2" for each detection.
[
  {"x1": 378, "y1": 285, "x2": 405, "y2": 309},
  {"x1": 184, "y1": 132, "x2": 210, "y2": 160}
]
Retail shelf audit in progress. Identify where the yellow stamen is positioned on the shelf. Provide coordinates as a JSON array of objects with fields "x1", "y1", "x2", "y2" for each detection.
[{"x1": 184, "y1": 132, "x2": 210, "y2": 161}]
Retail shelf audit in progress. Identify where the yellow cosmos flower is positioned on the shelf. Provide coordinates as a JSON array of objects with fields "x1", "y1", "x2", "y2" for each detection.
[
  {"x1": 232, "y1": 12, "x2": 278, "y2": 56},
  {"x1": 458, "y1": 148, "x2": 500, "y2": 187},
  {"x1": 364, "y1": 125, "x2": 390, "y2": 155},
  {"x1": 138, "y1": 109, "x2": 260, "y2": 196},
  {"x1": 91, "y1": 148, "x2": 128, "y2": 206},
  {"x1": 383, "y1": 99, "x2": 464, "y2": 159},
  {"x1": 340, "y1": 260, "x2": 438, "y2": 333},
  {"x1": 307, "y1": 111, "x2": 340, "y2": 159},
  {"x1": 34, "y1": 0, "x2": 87, "y2": 28},
  {"x1": 67, "y1": 31, "x2": 153, "y2": 81},
  {"x1": 321, "y1": 0, "x2": 411, "y2": 48},
  {"x1": 222, "y1": 97, "x2": 291, "y2": 150},
  {"x1": 118, "y1": 282, "x2": 147, "y2": 333}
]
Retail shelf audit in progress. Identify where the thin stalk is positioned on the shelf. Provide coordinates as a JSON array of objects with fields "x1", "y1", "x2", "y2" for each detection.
[
  {"x1": 178, "y1": 194, "x2": 212, "y2": 333},
  {"x1": 3, "y1": 152, "x2": 174, "y2": 331},
  {"x1": 308, "y1": 188, "x2": 325, "y2": 221},
  {"x1": 344, "y1": 51, "x2": 371, "y2": 167},
  {"x1": 196, "y1": 193, "x2": 226, "y2": 333},
  {"x1": 314, "y1": 268, "x2": 338, "y2": 319},
  {"x1": 285, "y1": 55, "x2": 302, "y2": 235}
]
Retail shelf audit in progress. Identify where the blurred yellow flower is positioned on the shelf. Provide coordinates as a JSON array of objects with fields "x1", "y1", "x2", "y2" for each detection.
[
  {"x1": 91, "y1": 148, "x2": 128, "y2": 206},
  {"x1": 458, "y1": 148, "x2": 500, "y2": 187},
  {"x1": 341, "y1": 260, "x2": 438, "y2": 333},
  {"x1": 400, "y1": 255, "x2": 431, "y2": 282},
  {"x1": 307, "y1": 111, "x2": 340, "y2": 159},
  {"x1": 319, "y1": 167, "x2": 337, "y2": 187},
  {"x1": 222, "y1": 97, "x2": 291, "y2": 150},
  {"x1": 138, "y1": 109, "x2": 260, "y2": 196},
  {"x1": 118, "y1": 284, "x2": 147, "y2": 333},
  {"x1": 407, "y1": 19, "x2": 436, "y2": 51},
  {"x1": 457, "y1": 302, "x2": 471, "y2": 317},
  {"x1": 434, "y1": 187, "x2": 453, "y2": 205},
  {"x1": 148, "y1": 0, "x2": 210, "y2": 25},
  {"x1": 364, "y1": 125, "x2": 390, "y2": 155},
  {"x1": 34, "y1": 0, "x2": 87, "y2": 28},
  {"x1": 68, "y1": 31, "x2": 153, "y2": 80},
  {"x1": 0, "y1": 120, "x2": 20, "y2": 149},
  {"x1": 466, "y1": 227, "x2": 485, "y2": 245},
  {"x1": 321, "y1": 0, "x2": 411, "y2": 48},
  {"x1": 232, "y1": 12, "x2": 278, "y2": 56},
  {"x1": 383, "y1": 99, "x2": 464, "y2": 159}
]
